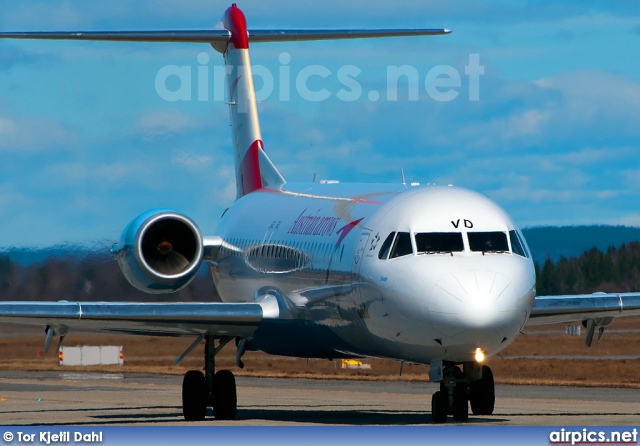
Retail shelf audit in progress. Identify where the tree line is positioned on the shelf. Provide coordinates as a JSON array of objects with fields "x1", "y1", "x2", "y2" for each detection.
[
  {"x1": 535, "y1": 241, "x2": 640, "y2": 295},
  {"x1": 0, "y1": 253, "x2": 219, "y2": 302},
  {"x1": 1, "y1": 241, "x2": 640, "y2": 301}
]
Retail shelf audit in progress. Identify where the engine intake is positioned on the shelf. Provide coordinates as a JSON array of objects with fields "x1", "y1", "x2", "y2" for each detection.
[{"x1": 113, "y1": 209, "x2": 204, "y2": 293}]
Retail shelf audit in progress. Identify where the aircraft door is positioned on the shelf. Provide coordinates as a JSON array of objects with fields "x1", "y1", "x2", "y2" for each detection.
[
  {"x1": 352, "y1": 231, "x2": 371, "y2": 316},
  {"x1": 352, "y1": 231, "x2": 370, "y2": 277}
]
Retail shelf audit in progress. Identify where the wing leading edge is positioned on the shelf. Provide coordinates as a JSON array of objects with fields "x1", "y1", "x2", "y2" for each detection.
[{"x1": 0, "y1": 300, "x2": 279, "y2": 338}]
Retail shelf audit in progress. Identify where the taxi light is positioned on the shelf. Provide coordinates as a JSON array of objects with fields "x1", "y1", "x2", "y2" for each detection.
[{"x1": 474, "y1": 348, "x2": 485, "y2": 363}]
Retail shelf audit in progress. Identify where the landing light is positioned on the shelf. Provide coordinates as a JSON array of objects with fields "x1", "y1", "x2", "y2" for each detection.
[{"x1": 474, "y1": 348, "x2": 485, "y2": 363}]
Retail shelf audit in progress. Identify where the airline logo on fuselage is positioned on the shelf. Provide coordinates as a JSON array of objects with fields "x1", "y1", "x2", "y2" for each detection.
[{"x1": 287, "y1": 209, "x2": 340, "y2": 236}]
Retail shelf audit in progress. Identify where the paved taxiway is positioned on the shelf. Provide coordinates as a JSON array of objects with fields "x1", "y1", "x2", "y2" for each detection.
[{"x1": 0, "y1": 371, "x2": 638, "y2": 425}]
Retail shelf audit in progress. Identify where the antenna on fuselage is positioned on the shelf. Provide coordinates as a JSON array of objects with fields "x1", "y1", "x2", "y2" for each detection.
[{"x1": 401, "y1": 169, "x2": 406, "y2": 186}]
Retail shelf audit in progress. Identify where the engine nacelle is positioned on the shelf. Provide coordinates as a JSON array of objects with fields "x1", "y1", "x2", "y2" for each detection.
[{"x1": 112, "y1": 209, "x2": 204, "y2": 294}]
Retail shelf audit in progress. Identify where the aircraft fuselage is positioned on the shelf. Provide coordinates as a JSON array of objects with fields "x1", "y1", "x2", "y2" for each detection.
[{"x1": 212, "y1": 182, "x2": 536, "y2": 364}]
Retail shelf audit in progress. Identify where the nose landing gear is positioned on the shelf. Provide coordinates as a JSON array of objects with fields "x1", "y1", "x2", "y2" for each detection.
[
  {"x1": 431, "y1": 363, "x2": 495, "y2": 423},
  {"x1": 469, "y1": 365, "x2": 495, "y2": 415}
]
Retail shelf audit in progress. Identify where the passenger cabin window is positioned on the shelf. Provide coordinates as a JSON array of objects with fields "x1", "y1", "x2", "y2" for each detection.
[
  {"x1": 509, "y1": 230, "x2": 526, "y2": 257},
  {"x1": 378, "y1": 232, "x2": 396, "y2": 260},
  {"x1": 415, "y1": 232, "x2": 464, "y2": 254},
  {"x1": 468, "y1": 231, "x2": 509, "y2": 253},
  {"x1": 389, "y1": 232, "x2": 413, "y2": 258}
]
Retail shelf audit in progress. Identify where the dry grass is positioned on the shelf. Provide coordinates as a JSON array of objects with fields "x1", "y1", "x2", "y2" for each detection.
[{"x1": 1, "y1": 317, "x2": 639, "y2": 388}]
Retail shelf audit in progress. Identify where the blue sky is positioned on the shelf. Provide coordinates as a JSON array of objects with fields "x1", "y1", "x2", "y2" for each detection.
[{"x1": 0, "y1": 1, "x2": 639, "y2": 248}]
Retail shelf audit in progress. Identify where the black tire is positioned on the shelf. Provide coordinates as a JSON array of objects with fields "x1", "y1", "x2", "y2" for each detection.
[
  {"x1": 182, "y1": 370, "x2": 207, "y2": 421},
  {"x1": 469, "y1": 365, "x2": 495, "y2": 415},
  {"x1": 431, "y1": 391, "x2": 448, "y2": 424},
  {"x1": 213, "y1": 370, "x2": 237, "y2": 420},
  {"x1": 452, "y1": 382, "x2": 469, "y2": 422}
]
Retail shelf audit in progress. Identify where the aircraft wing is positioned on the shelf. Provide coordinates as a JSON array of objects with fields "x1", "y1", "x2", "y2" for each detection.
[
  {"x1": 0, "y1": 300, "x2": 279, "y2": 338},
  {"x1": 527, "y1": 292, "x2": 640, "y2": 326},
  {"x1": 527, "y1": 292, "x2": 640, "y2": 346}
]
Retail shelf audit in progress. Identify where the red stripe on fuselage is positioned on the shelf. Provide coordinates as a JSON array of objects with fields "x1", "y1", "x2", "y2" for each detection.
[
  {"x1": 224, "y1": 4, "x2": 249, "y2": 50},
  {"x1": 335, "y1": 218, "x2": 364, "y2": 247},
  {"x1": 240, "y1": 140, "x2": 263, "y2": 195}
]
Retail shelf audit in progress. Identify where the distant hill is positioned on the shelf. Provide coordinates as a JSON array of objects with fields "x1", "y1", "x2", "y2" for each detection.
[{"x1": 522, "y1": 226, "x2": 640, "y2": 264}]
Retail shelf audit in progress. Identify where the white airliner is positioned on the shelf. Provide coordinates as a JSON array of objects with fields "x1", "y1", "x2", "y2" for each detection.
[{"x1": 1, "y1": 4, "x2": 639, "y2": 423}]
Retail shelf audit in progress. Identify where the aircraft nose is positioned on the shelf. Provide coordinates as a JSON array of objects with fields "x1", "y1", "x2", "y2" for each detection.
[{"x1": 428, "y1": 270, "x2": 526, "y2": 345}]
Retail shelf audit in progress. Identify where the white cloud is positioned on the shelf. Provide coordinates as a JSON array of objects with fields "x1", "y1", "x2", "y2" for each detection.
[
  {"x1": 0, "y1": 186, "x2": 27, "y2": 217},
  {"x1": 446, "y1": 70, "x2": 640, "y2": 154},
  {"x1": 505, "y1": 109, "x2": 550, "y2": 138},
  {"x1": 483, "y1": 175, "x2": 580, "y2": 205},
  {"x1": 453, "y1": 108, "x2": 551, "y2": 151},
  {"x1": 623, "y1": 169, "x2": 640, "y2": 188},
  {"x1": 608, "y1": 213, "x2": 640, "y2": 227},
  {"x1": 558, "y1": 12, "x2": 640, "y2": 29},
  {"x1": 529, "y1": 189, "x2": 577, "y2": 204},
  {"x1": 535, "y1": 70, "x2": 640, "y2": 135},
  {"x1": 135, "y1": 110, "x2": 204, "y2": 139},
  {"x1": 295, "y1": 139, "x2": 370, "y2": 162},
  {"x1": 537, "y1": 158, "x2": 561, "y2": 173},
  {"x1": 2, "y1": 1, "x2": 82, "y2": 28},
  {"x1": 484, "y1": 175, "x2": 531, "y2": 202},
  {"x1": 560, "y1": 147, "x2": 635, "y2": 165},
  {"x1": 595, "y1": 190, "x2": 619, "y2": 200},
  {"x1": 41, "y1": 161, "x2": 142, "y2": 185},
  {"x1": 0, "y1": 115, "x2": 72, "y2": 152},
  {"x1": 0, "y1": 118, "x2": 17, "y2": 138},
  {"x1": 219, "y1": 179, "x2": 237, "y2": 205},
  {"x1": 172, "y1": 151, "x2": 213, "y2": 171}
]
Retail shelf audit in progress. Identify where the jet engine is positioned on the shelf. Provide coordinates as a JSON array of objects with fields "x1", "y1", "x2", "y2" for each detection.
[{"x1": 112, "y1": 209, "x2": 204, "y2": 293}]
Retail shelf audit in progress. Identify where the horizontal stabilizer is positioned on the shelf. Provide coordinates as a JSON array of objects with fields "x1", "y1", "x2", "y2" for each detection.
[
  {"x1": 0, "y1": 28, "x2": 450, "y2": 43},
  {"x1": 0, "y1": 30, "x2": 232, "y2": 43},
  {"x1": 250, "y1": 29, "x2": 451, "y2": 41}
]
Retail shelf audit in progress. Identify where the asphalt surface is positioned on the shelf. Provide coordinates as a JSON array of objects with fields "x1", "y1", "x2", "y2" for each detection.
[{"x1": 1, "y1": 371, "x2": 639, "y2": 425}]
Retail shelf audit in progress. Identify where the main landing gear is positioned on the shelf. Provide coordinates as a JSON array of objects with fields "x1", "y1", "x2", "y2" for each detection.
[
  {"x1": 182, "y1": 335, "x2": 237, "y2": 421},
  {"x1": 431, "y1": 363, "x2": 495, "y2": 424}
]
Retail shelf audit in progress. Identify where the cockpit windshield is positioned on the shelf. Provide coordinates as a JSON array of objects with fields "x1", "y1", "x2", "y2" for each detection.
[
  {"x1": 379, "y1": 229, "x2": 526, "y2": 259},
  {"x1": 468, "y1": 231, "x2": 509, "y2": 253},
  {"x1": 415, "y1": 232, "x2": 464, "y2": 253}
]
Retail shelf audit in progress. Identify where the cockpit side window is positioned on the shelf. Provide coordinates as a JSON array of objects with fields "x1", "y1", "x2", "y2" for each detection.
[
  {"x1": 378, "y1": 232, "x2": 396, "y2": 260},
  {"x1": 415, "y1": 232, "x2": 464, "y2": 253},
  {"x1": 390, "y1": 232, "x2": 413, "y2": 258},
  {"x1": 516, "y1": 230, "x2": 531, "y2": 258},
  {"x1": 468, "y1": 231, "x2": 509, "y2": 252},
  {"x1": 509, "y1": 230, "x2": 526, "y2": 257}
]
